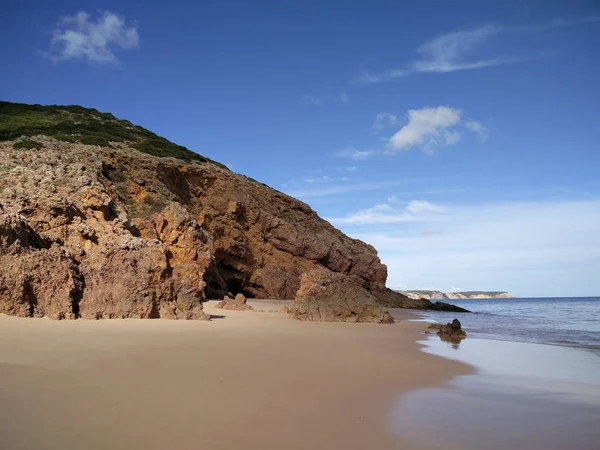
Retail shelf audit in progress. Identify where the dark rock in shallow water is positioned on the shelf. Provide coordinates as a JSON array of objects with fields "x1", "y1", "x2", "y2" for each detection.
[{"x1": 428, "y1": 319, "x2": 467, "y2": 342}]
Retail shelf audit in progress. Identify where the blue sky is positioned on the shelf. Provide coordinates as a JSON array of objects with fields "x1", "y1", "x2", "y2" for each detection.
[{"x1": 2, "y1": 0, "x2": 599, "y2": 297}]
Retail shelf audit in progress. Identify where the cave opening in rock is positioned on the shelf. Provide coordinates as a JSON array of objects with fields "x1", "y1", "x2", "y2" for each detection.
[
  {"x1": 211, "y1": 248, "x2": 254, "y2": 298},
  {"x1": 23, "y1": 279, "x2": 37, "y2": 317},
  {"x1": 221, "y1": 274, "x2": 253, "y2": 298}
]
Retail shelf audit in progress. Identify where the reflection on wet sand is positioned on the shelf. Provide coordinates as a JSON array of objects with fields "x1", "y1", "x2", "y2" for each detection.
[{"x1": 392, "y1": 337, "x2": 600, "y2": 449}]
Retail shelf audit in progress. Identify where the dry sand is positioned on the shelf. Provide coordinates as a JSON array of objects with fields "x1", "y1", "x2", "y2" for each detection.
[{"x1": 0, "y1": 301, "x2": 471, "y2": 450}]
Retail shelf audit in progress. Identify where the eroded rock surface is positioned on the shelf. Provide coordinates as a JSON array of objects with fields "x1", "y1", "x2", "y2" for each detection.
[
  {"x1": 290, "y1": 270, "x2": 395, "y2": 324},
  {"x1": 215, "y1": 294, "x2": 254, "y2": 311}
]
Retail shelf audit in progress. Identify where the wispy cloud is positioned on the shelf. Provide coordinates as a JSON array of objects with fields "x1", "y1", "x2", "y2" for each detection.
[
  {"x1": 353, "y1": 69, "x2": 410, "y2": 85},
  {"x1": 465, "y1": 119, "x2": 489, "y2": 142},
  {"x1": 420, "y1": 229, "x2": 441, "y2": 236},
  {"x1": 285, "y1": 180, "x2": 408, "y2": 199},
  {"x1": 47, "y1": 11, "x2": 139, "y2": 64},
  {"x1": 334, "y1": 147, "x2": 375, "y2": 160},
  {"x1": 354, "y1": 17, "x2": 597, "y2": 84},
  {"x1": 328, "y1": 199, "x2": 447, "y2": 225},
  {"x1": 412, "y1": 24, "x2": 515, "y2": 73},
  {"x1": 371, "y1": 113, "x2": 400, "y2": 133},
  {"x1": 302, "y1": 93, "x2": 350, "y2": 106}
]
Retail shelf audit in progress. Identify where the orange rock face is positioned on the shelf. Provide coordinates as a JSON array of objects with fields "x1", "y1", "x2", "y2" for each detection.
[
  {"x1": 290, "y1": 270, "x2": 395, "y2": 324},
  {"x1": 0, "y1": 137, "x2": 397, "y2": 319}
]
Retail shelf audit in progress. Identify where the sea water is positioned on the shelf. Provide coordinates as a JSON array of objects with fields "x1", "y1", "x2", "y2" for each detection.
[
  {"x1": 392, "y1": 298, "x2": 600, "y2": 449},
  {"x1": 418, "y1": 297, "x2": 600, "y2": 350}
]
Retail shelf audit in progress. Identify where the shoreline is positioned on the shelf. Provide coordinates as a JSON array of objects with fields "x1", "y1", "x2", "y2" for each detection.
[
  {"x1": 393, "y1": 334, "x2": 600, "y2": 449},
  {"x1": 0, "y1": 303, "x2": 471, "y2": 450}
]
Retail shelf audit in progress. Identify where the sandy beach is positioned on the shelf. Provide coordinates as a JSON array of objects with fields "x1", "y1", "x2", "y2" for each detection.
[{"x1": 0, "y1": 301, "x2": 470, "y2": 450}]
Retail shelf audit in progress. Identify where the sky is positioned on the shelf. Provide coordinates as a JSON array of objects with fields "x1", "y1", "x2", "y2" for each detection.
[{"x1": 1, "y1": 0, "x2": 599, "y2": 297}]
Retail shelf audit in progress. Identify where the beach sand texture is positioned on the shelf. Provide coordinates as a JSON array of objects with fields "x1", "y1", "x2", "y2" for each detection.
[{"x1": 0, "y1": 301, "x2": 470, "y2": 450}]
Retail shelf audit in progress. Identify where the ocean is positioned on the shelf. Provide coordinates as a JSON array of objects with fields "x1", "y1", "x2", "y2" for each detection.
[
  {"x1": 416, "y1": 296, "x2": 600, "y2": 350},
  {"x1": 392, "y1": 297, "x2": 600, "y2": 449}
]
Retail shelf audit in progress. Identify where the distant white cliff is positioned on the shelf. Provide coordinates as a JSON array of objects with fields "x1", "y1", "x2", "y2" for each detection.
[{"x1": 396, "y1": 290, "x2": 512, "y2": 300}]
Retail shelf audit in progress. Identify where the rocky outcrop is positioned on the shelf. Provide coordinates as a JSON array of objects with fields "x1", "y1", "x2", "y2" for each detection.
[
  {"x1": 215, "y1": 294, "x2": 254, "y2": 311},
  {"x1": 427, "y1": 319, "x2": 467, "y2": 342},
  {"x1": 0, "y1": 145, "x2": 211, "y2": 320},
  {"x1": 0, "y1": 136, "x2": 393, "y2": 318},
  {"x1": 0, "y1": 212, "x2": 82, "y2": 319},
  {"x1": 289, "y1": 271, "x2": 395, "y2": 324}
]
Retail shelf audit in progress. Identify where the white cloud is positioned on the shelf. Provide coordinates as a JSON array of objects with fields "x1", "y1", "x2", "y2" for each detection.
[
  {"x1": 340, "y1": 93, "x2": 350, "y2": 103},
  {"x1": 48, "y1": 11, "x2": 139, "y2": 64},
  {"x1": 465, "y1": 120, "x2": 489, "y2": 142},
  {"x1": 371, "y1": 113, "x2": 400, "y2": 133},
  {"x1": 388, "y1": 106, "x2": 462, "y2": 153},
  {"x1": 338, "y1": 166, "x2": 358, "y2": 172},
  {"x1": 377, "y1": 106, "x2": 487, "y2": 154},
  {"x1": 334, "y1": 199, "x2": 600, "y2": 297},
  {"x1": 335, "y1": 148, "x2": 374, "y2": 160}
]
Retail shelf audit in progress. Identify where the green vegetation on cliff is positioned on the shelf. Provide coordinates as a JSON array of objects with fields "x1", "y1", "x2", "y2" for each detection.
[{"x1": 0, "y1": 101, "x2": 227, "y2": 168}]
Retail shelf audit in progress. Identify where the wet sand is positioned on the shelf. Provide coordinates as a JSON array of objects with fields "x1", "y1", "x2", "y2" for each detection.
[
  {"x1": 0, "y1": 302, "x2": 470, "y2": 450},
  {"x1": 393, "y1": 337, "x2": 600, "y2": 449}
]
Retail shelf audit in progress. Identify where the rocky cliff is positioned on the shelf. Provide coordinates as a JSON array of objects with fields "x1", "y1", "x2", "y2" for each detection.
[
  {"x1": 398, "y1": 290, "x2": 512, "y2": 300},
  {"x1": 0, "y1": 101, "x2": 463, "y2": 319}
]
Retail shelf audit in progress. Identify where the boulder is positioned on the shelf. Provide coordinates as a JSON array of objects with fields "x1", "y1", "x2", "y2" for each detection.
[
  {"x1": 427, "y1": 319, "x2": 467, "y2": 342},
  {"x1": 215, "y1": 293, "x2": 254, "y2": 311},
  {"x1": 289, "y1": 270, "x2": 395, "y2": 324}
]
